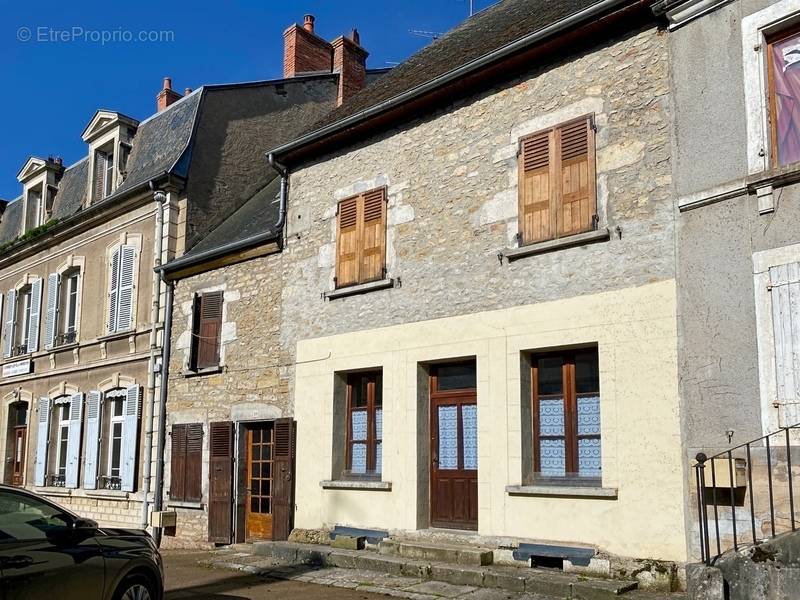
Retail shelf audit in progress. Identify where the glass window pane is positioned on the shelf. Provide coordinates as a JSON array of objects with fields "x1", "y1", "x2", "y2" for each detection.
[
  {"x1": 252, "y1": 463, "x2": 261, "y2": 479},
  {"x1": 437, "y1": 405, "x2": 459, "y2": 470},
  {"x1": 577, "y1": 395, "x2": 601, "y2": 436},
  {"x1": 539, "y1": 397, "x2": 565, "y2": 436},
  {"x1": 578, "y1": 438, "x2": 602, "y2": 477},
  {"x1": 539, "y1": 438, "x2": 566, "y2": 476},
  {"x1": 376, "y1": 442, "x2": 382, "y2": 474},
  {"x1": 350, "y1": 374, "x2": 368, "y2": 408},
  {"x1": 537, "y1": 357, "x2": 563, "y2": 395},
  {"x1": 261, "y1": 498, "x2": 270, "y2": 514},
  {"x1": 112, "y1": 399, "x2": 124, "y2": 417},
  {"x1": 575, "y1": 350, "x2": 599, "y2": 394},
  {"x1": 351, "y1": 410, "x2": 367, "y2": 442},
  {"x1": 15, "y1": 404, "x2": 27, "y2": 426},
  {"x1": 462, "y1": 404, "x2": 478, "y2": 470},
  {"x1": 375, "y1": 409, "x2": 383, "y2": 441},
  {"x1": 250, "y1": 497, "x2": 258, "y2": 513},
  {"x1": 350, "y1": 443, "x2": 367, "y2": 474},
  {"x1": 771, "y1": 32, "x2": 800, "y2": 166},
  {"x1": 436, "y1": 363, "x2": 476, "y2": 390},
  {"x1": 261, "y1": 479, "x2": 270, "y2": 497}
]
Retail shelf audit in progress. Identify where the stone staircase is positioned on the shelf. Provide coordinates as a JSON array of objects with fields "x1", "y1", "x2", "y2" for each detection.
[{"x1": 214, "y1": 538, "x2": 643, "y2": 599}]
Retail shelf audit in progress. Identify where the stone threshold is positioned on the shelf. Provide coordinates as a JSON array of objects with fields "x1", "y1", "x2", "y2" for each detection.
[
  {"x1": 320, "y1": 479, "x2": 392, "y2": 491},
  {"x1": 204, "y1": 541, "x2": 643, "y2": 599},
  {"x1": 505, "y1": 484, "x2": 618, "y2": 499}
]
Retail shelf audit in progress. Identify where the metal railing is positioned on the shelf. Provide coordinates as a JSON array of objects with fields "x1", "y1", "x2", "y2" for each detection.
[
  {"x1": 54, "y1": 331, "x2": 77, "y2": 347},
  {"x1": 695, "y1": 423, "x2": 800, "y2": 565}
]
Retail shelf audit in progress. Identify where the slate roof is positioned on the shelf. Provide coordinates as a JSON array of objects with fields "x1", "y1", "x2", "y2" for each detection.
[
  {"x1": 0, "y1": 197, "x2": 22, "y2": 246},
  {"x1": 309, "y1": 0, "x2": 608, "y2": 130}
]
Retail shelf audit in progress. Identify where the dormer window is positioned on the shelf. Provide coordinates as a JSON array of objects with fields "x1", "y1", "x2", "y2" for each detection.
[
  {"x1": 16, "y1": 156, "x2": 63, "y2": 234},
  {"x1": 93, "y1": 145, "x2": 115, "y2": 201},
  {"x1": 81, "y1": 110, "x2": 139, "y2": 206},
  {"x1": 25, "y1": 186, "x2": 42, "y2": 231}
]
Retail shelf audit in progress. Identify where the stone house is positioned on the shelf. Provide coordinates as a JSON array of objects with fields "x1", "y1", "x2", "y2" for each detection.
[
  {"x1": 657, "y1": 0, "x2": 800, "y2": 567},
  {"x1": 0, "y1": 68, "x2": 342, "y2": 532},
  {"x1": 160, "y1": 0, "x2": 688, "y2": 574}
]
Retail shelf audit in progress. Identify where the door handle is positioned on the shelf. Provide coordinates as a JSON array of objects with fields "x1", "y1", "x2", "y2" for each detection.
[{"x1": 0, "y1": 555, "x2": 34, "y2": 569}]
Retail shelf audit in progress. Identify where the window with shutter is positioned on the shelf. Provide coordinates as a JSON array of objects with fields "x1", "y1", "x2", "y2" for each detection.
[
  {"x1": 170, "y1": 423, "x2": 203, "y2": 502},
  {"x1": 769, "y1": 262, "x2": 800, "y2": 426},
  {"x1": 518, "y1": 116, "x2": 596, "y2": 245},
  {"x1": 191, "y1": 291, "x2": 223, "y2": 371},
  {"x1": 83, "y1": 391, "x2": 102, "y2": 489},
  {"x1": 107, "y1": 244, "x2": 136, "y2": 334},
  {"x1": 2, "y1": 289, "x2": 13, "y2": 358},
  {"x1": 336, "y1": 187, "x2": 387, "y2": 288},
  {"x1": 767, "y1": 25, "x2": 800, "y2": 167}
]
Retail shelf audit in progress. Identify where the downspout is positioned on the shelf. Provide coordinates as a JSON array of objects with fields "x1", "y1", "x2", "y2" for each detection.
[
  {"x1": 268, "y1": 153, "x2": 288, "y2": 234},
  {"x1": 141, "y1": 185, "x2": 167, "y2": 530},
  {"x1": 152, "y1": 273, "x2": 174, "y2": 548}
]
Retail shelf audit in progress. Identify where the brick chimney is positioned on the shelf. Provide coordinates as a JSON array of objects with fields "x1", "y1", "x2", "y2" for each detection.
[
  {"x1": 283, "y1": 15, "x2": 369, "y2": 106},
  {"x1": 156, "y1": 77, "x2": 182, "y2": 112},
  {"x1": 332, "y1": 29, "x2": 368, "y2": 106}
]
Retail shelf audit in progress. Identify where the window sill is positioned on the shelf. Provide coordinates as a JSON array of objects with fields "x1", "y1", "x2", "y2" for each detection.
[
  {"x1": 505, "y1": 484, "x2": 617, "y2": 499},
  {"x1": 167, "y1": 500, "x2": 204, "y2": 510},
  {"x1": 48, "y1": 342, "x2": 80, "y2": 353},
  {"x1": 324, "y1": 278, "x2": 396, "y2": 300},
  {"x1": 502, "y1": 229, "x2": 610, "y2": 262},
  {"x1": 97, "y1": 330, "x2": 135, "y2": 343},
  {"x1": 320, "y1": 480, "x2": 392, "y2": 491},
  {"x1": 34, "y1": 487, "x2": 72, "y2": 497},
  {"x1": 83, "y1": 489, "x2": 130, "y2": 499},
  {"x1": 182, "y1": 366, "x2": 223, "y2": 378}
]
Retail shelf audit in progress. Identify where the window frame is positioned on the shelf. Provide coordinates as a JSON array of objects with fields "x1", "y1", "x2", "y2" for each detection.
[
  {"x1": 189, "y1": 291, "x2": 224, "y2": 372},
  {"x1": 344, "y1": 371, "x2": 383, "y2": 479},
  {"x1": 530, "y1": 348, "x2": 600, "y2": 483},
  {"x1": 766, "y1": 21, "x2": 800, "y2": 169},
  {"x1": 63, "y1": 270, "x2": 80, "y2": 335},
  {"x1": 16, "y1": 286, "x2": 32, "y2": 353},
  {"x1": 106, "y1": 396, "x2": 125, "y2": 481},
  {"x1": 517, "y1": 115, "x2": 597, "y2": 246}
]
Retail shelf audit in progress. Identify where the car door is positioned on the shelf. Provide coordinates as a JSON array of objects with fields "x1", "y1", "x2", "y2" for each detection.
[{"x1": 0, "y1": 489, "x2": 104, "y2": 600}]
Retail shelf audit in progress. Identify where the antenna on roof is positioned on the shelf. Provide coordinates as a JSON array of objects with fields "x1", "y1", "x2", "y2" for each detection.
[
  {"x1": 459, "y1": 0, "x2": 475, "y2": 16},
  {"x1": 409, "y1": 29, "x2": 444, "y2": 40}
]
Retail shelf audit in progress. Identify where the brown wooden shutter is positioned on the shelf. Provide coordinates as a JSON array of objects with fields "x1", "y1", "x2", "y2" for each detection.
[
  {"x1": 93, "y1": 152, "x2": 106, "y2": 202},
  {"x1": 170, "y1": 424, "x2": 187, "y2": 501},
  {"x1": 556, "y1": 117, "x2": 595, "y2": 237},
  {"x1": 336, "y1": 196, "x2": 359, "y2": 288},
  {"x1": 185, "y1": 423, "x2": 203, "y2": 502},
  {"x1": 208, "y1": 421, "x2": 233, "y2": 544},
  {"x1": 271, "y1": 418, "x2": 296, "y2": 541},
  {"x1": 519, "y1": 131, "x2": 553, "y2": 244},
  {"x1": 196, "y1": 292, "x2": 223, "y2": 370},
  {"x1": 360, "y1": 188, "x2": 387, "y2": 283}
]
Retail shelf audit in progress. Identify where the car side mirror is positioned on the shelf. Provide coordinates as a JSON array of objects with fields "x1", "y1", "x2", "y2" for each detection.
[{"x1": 71, "y1": 517, "x2": 98, "y2": 530}]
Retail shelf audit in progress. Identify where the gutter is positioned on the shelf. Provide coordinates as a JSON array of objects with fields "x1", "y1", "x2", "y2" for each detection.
[{"x1": 267, "y1": 0, "x2": 637, "y2": 161}]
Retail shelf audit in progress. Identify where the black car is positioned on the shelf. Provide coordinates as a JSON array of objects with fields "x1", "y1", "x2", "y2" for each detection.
[{"x1": 0, "y1": 484, "x2": 163, "y2": 600}]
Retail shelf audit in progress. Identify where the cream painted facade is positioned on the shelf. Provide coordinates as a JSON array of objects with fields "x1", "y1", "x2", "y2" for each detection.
[{"x1": 294, "y1": 280, "x2": 686, "y2": 562}]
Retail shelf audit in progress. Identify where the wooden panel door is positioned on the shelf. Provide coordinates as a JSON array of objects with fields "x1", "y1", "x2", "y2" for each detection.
[
  {"x1": 208, "y1": 421, "x2": 233, "y2": 544},
  {"x1": 272, "y1": 418, "x2": 296, "y2": 541},
  {"x1": 430, "y1": 362, "x2": 478, "y2": 530},
  {"x1": 245, "y1": 423, "x2": 274, "y2": 540},
  {"x1": 11, "y1": 426, "x2": 26, "y2": 486}
]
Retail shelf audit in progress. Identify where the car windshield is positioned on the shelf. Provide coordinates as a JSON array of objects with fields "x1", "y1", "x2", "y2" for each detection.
[{"x1": 0, "y1": 490, "x2": 72, "y2": 541}]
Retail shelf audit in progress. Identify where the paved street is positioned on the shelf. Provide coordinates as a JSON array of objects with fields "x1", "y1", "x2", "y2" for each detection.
[{"x1": 164, "y1": 550, "x2": 390, "y2": 599}]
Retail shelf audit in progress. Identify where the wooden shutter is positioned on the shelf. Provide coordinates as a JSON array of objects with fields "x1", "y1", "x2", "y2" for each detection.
[
  {"x1": 27, "y1": 277, "x2": 42, "y2": 352},
  {"x1": 186, "y1": 424, "x2": 203, "y2": 502},
  {"x1": 94, "y1": 152, "x2": 107, "y2": 201},
  {"x1": 170, "y1": 424, "x2": 187, "y2": 501},
  {"x1": 65, "y1": 393, "x2": 84, "y2": 489},
  {"x1": 770, "y1": 263, "x2": 800, "y2": 426},
  {"x1": 33, "y1": 397, "x2": 50, "y2": 486},
  {"x1": 360, "y1": 188, "x2": 387, "y2": 283},
  {"x1": 1, "y1": 289, "x2": 12, "y2": 358},
  {"x1": 272, "y1": 418, "x2": 296, "y2": 541},
  {"x1": 120, "y1": 385, "x2": 141, "y2": 492},
  {"x1": 108, "y1": 248, "x2": 120, "y2": 333},
  {"x1": 44, "y1": 273, "x2": 59, "y2": 350},
  {"x1": 556, "y1": 117, "x2": 595, "y2": 237},
  {"x1": 519, "y1": 131, "x2": 552, "y2": 244},
  {"x1": 208, "y1": 421, "x2": 233, "y2": 543},
  {"x1": 336, "y1": 196, "x2": 360, "y2": 288},
  {"x1": 116, "y1": 245, "x2": 136, "y2": 332},
  {"x1": 196, "y1": 292, "x2": 223, "y2": 369},
  {"x1": 83, "y1": 391, "x2": 102, "y2": 489}
]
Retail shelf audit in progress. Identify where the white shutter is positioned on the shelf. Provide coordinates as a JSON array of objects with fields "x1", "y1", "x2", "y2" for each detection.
[
  {"x1": 121, "y1": 384, "x2": 141, "y2": 492},
  {"x1": 65, "y1": 393, "x2": 84, "y2": 489},
  {"x1": 83, "y1": 391, "x2": 103, "y2": 489},
  {"x1": 116, "y1": 245, "x2": 136, "y2": 332},
  {"x1": 108, "y1": 248, "x2": 120, "y2": 333},
  {"x1": 3, "y1": 288, "x2": 16, "y2": 358},
  {"x1": 44, "y1": 273, "x2": 59, "y2": 350},
  {"x1": 770, "y1": 262, "x2": 800, "y2": 426},
  {"x1": 33, "y1": 397, "x2": 50, "y2": 486},
  {"x1": 27, "y1": 277, "x2": 42, "y2": 352}
]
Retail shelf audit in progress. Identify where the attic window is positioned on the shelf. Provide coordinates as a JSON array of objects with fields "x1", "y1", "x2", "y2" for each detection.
[
  {"x1": 24, "y1": 185, "x2": 42, "y2": 232},
  {"x1": 93, "y1": 144, "x2": 115, "y2": 201}
]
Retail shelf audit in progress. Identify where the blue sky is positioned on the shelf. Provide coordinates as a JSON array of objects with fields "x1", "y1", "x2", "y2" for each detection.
[{"x1": 0, "y1": 0, "x2": 491, "y2": 200}]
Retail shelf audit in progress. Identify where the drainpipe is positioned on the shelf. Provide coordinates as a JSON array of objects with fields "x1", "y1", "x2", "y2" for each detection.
[
  {"x1": 267, "y1": 153, "x2": 288, "y2": 234},
  {"x1": 141, "y1": 185, "x2": 167, "y2": 531},
  {"x1": 152, "y1": 274, "x2": 174, "y2": 548}
]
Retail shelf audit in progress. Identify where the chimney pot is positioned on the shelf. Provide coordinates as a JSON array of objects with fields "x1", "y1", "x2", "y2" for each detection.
[
  {"x1": 54, "y1": 156, "x2": 63, "y2": 166},
  {"x1": 157, "y1": 76, "x2": 182, "y2": 112},
  {"x1": 303, "y1": 14, "x2": 315, "y2": 32},
  {"x1": 184, "y1": 87, "x2": 192, "y2": 96},
  {"x1": 163, "y1": 76, "x2": 172, "y2": 90},
  {"x1": 350, "y1": 28, "x2": 360, "y2": 46}
]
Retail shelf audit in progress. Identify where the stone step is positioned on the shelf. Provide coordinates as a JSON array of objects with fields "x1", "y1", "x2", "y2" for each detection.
[
  {"x1": 247, "y1": 541, "x2": 639, "y2": 598},
  {"x1": 379, "y1": 538, "x2": 494, "y2": 566}
]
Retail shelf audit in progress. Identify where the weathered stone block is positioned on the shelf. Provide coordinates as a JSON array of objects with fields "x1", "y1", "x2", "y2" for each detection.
[
  {"x1": 331, "y1": 535, "x2": 365, "y2": 551},
  {"x1": 686, "y1": 563, "x2": 724, "y2": 600}
]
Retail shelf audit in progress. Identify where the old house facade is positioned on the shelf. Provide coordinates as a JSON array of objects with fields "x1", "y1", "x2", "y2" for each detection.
[{"x1": 161, "y1": 0, "x2": 688, "y2": 571}]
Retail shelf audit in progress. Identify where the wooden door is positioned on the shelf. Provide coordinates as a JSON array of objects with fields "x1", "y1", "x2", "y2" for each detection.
[
  {"x1": 245, "y1": 423, "x2": 274, "y2": 540},
  {"x1": 430, "y1": 362, "x2": 478, "y2": 530},
  {"x1": 208, "y1": 421, "x2": 233, "y2": 544},
  {"x1": 11, "y1": 426, "x2": 26, "y2": 486},
  {"x1": 271, "y1": 418, "x2": 296, "y2": 541}
]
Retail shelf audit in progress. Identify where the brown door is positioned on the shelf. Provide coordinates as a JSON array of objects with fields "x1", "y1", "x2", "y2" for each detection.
[
  {"x1": 208, "y1": 421, "x2": 233, "y2": 544},
  {"x1": 245, "y1": 423, "x2": 274, "y2": 540},
  {"x1": 272, "y1": 418, "x2": 296, "y2": 541},
  {"x1": 430, "y1": 362, "x2": 478, "y2": 530},
  {"x1": 11, "y1": 426, "x2": 26, "y2": 486}
]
